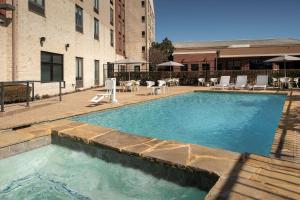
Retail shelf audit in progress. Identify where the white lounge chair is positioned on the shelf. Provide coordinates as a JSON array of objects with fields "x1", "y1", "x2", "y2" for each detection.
[
  {"x1": 234, "y1": 75, "x2": 248, "y2": 89},
  {"x1": 90, "y1": 80, "x2": 113, "y2": 104},
  {"x1": 214, "y1": 76, "x2": 230, "y2": 90},
  {"x1": 253, "y1": 75, "x2": 268, "y2": 90}
]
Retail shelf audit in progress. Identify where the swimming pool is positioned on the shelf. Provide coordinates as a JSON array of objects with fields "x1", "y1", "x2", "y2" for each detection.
[
  {"x1": 0, "y1": 144, "x2": 207, "y2": 200},
  {"x1": 73, "y1": 92, "x2": 286, "y2": 156}
]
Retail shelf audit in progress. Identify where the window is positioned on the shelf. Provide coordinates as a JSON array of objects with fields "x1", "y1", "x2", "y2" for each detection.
[
  {"x1": 41, "y1": 51, "x2": 63, "y2": 82},
  {"x1": 142, "y1": 31, "x2": 145, "y2": 38},
  {"x1": 141, "y1": 1, "x2": 145, "y2": 7},
  {"x1": 110, "y1": 7, "x2": 114, "y2": 26},
  {"x1": 76, "y1": 57, "x2": 84, "y2": 88},
  {"x1": 191, "y1": 64, "x2": 199, "y2": 71},
  {"x1": 94, "y1": 60, "x2": 100, "y2": 85},
  {"x1": 120, "y1": 65, "x2": 126, "y2": 72},
  {"x1": 94, "y1": 0, "x2": 99, "y2": 13},
  {"x1": 141, "y1": 16, "x2": 145, "y2": 23},
  {"x1": 110, "y1": 29, "x2": 114, "y2": 47},
  {"x1": 134, "y1": 65, "x2": 140, "y2": 72},
  {"x1": 181, "y1": 64, "x2": 188, "y2": 71},
  {"x1": 227, "y1": 60, "x2": 241, "y2": 70},
  {"x1": 94, "y1": 18, "x2": 99, "y2": 40},
  {"x1": 28, "y1": 0, "x2": 45, "y2": 16},
  {"x1": 142, "y1": 46, "x2": 146, "y2": 53},
  {"x1": 75, "y1": 5, "x2": 83, "y2": 33}
]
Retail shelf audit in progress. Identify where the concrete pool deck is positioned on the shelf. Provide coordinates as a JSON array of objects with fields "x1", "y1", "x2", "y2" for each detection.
[{"x1": 0, "y1": 87, "x2": 300, "y2": 199}]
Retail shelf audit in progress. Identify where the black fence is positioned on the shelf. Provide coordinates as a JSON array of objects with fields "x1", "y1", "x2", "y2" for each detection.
[{"x1": 109, "y1": 69, "x2": 300, "y2": 86}]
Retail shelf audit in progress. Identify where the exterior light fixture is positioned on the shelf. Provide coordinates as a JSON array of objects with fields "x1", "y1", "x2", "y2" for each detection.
[
  {"x1": 40, "y1": 37, "x2": 46, "y2": 47},
  {"x1": 65, "y1": 43, "x2": 70, "y2": 51}
]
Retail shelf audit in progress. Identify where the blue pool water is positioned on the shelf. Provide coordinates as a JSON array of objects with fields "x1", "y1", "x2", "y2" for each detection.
[
  {"x1": 0, "y1": 145, "x2": 206, "y2": 199},
  {"x1": 74, "y1": 92, "x2": 286, "y2": 156}
]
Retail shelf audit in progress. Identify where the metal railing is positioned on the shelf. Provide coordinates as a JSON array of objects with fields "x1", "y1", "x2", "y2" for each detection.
[{"x1": 0, "y1": 80, "x2": 65, "y2": 112}]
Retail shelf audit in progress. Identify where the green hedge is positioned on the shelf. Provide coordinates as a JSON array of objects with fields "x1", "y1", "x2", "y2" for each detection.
[{"x1": 0, "y1": 84, "x2": 32, "y2": 103}]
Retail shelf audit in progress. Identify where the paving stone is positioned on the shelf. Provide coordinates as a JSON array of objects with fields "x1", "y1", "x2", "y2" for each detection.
[
  {"x1": 0, "y1": 131, "x2": 34, "y2": 148},
  {"x1": 59, "y1": 125, "x2": 113, "y2": 143},
  {"x1": 142, "y1": 145, "x2": 190, "y2": 166},
  {"x1": 91, "y1": 131, "x2": 153, "y2": 151}
]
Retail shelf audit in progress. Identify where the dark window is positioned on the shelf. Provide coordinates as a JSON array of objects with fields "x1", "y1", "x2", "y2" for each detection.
[
  {"x1": 41, "y1": 51, "x2": 63, "y2": 82},
  {"x1": 28, "y1": 0, "x2": 45, "y2": 16},
  {"x1": 141, "y1": 1, "x2": 145, "y2": 7},
  {"x1": 141, "y1": 16, "x2": 145, "y2": 23},
  {"x1": 94, "y1": 0, "x2": 99, "y2": 13},
  {"x1": 142, "y1": 46, "x2": 145, "y2": 53},
  {"x1": 142, "y1": 31, "x2": 145, "y2": 38},
  {"x1": 181, "y1": 64, "x2": 188, "y2": 71},
  {"x1": 75, "y1": 5, "x2": 83, "y2": 33},
  {"x1": 110, "y1": 7, "x2": 114, "y2": 26},
  {"x1": 76, "y1": 57, "x2": 84, "y2": 88},
  {"x1": 110, "y1": 29, "x2": 114, "y2": 47},
  {"x1": 227, "y1": 60, "x2": 241, "y2": 70},
  {"x1": 94, "y1": 18, "x2": 99, "y2": 40},
  {"x1": 191, "y1": 64, "x2": 199, "y2": 71},
  {"x1": 134, "y1": 65, "x2": 140, "y2": 72},
  {"x1": 202, "y1": 63, "x2": 210, "y2": 71},
  {"x1": 249, "y1": 58, "x2": 272, "y2": 70}
]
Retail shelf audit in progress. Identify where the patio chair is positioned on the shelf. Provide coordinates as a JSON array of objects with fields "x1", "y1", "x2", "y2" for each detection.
[
  {"x1": 158, "y1": 80, "x2": 167, "y2": 94},
  {"x1": 198, "y1": 78, "x2": 205, "y2": 86},
  {"x1": 279, "y1": 77, "x2": 290, "y2": 89},
  {"x1": 132, "y1": 80, "x2": 141, "y2": 93},
  {"x1": 234, "y1": 75, "x2": 248, "y2": 89},
  {"x1": 210, "y1": 78, "x2": 218, "y2": 86},
  {"x1": 253, "y1": 75, "x2": 268, "y2": 90},
  {"x1": 271, "y1": 77, "x2": 279, "y2": 88},
  {"x1": 214, "y1": 76, "x2": 230, "y2": 90},
  {"x1": 146, "y1": 81, "x2": 155, "y2": 95},
  {"x1": 294, "y1": 77, "x2": 300, "y2": 88},
  {"x1": 124, "y1": 81, "x2": 133, "y2": 92},
  {"x1": 174, "y1": 78, "x2": 180, "y2": 86}
]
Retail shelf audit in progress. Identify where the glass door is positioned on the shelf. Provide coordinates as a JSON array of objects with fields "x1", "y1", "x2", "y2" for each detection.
[
  {"x1": 95, "y1": 60, "x2": 100, "y2": 86},
  {"x1": 76, "y1": 57, "x2": 83, "y2": 88}
]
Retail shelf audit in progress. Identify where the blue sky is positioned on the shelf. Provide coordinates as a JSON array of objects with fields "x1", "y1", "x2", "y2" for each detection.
[{"x1": 154, "y1": 0, "x2": 300, "y2": 42}]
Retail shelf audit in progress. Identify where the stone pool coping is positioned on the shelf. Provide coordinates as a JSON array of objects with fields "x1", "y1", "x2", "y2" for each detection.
[
  {"x1": 0, "y1": 89, "x2": 300, "y2": 199},
  {"x1": 0, "y1": 119, "x2": 299, "y2": 199}
]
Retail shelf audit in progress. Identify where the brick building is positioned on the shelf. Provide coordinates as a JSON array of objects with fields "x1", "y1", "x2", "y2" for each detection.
[{"x1": 173, "y1": 39, "x2": 300, "y2": 72}]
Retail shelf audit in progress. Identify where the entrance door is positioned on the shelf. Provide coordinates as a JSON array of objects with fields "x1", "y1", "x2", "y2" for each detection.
[
  {"x1": 95, "y1": 60, "x2": 100, "y2": 86},
  {"x1": 76, "y1": 57, "x2": 83, "y2": 88}
]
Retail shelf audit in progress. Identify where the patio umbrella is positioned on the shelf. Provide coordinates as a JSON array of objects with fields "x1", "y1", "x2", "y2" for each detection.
[
  {"x1": 113, "y1": 58, "x2": 147, "y2": 80},
  {"x1": 157, "y1": 61, "x2": 184, "y2": 78},
  {"x1": 264, "y1": 55, "x2": 300, "y2": 77}
]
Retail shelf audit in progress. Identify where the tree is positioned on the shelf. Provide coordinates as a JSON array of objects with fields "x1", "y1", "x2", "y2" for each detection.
[{"x1": 149, "y1": 37, "x2": 175, "y2": 66}]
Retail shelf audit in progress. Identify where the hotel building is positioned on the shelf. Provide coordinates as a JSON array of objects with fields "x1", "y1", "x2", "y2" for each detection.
[
  {"x1": 173, "y1": 39, "x2": 300, "y2": 72},
  {"x1": 0, "y1": 0, "x2": 155, "y2": 95}
]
